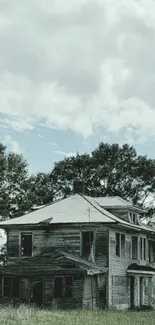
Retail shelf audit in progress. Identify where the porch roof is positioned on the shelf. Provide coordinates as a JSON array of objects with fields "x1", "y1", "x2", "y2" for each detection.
[
  {"x1": 127, "y1": 263, "x2": 155, "y2": 275},
  {"x1": 0, "y1": 249, "x2": 106, "y2": 276}
]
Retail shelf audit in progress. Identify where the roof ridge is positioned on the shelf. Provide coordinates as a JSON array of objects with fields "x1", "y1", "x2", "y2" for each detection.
[{"x1": 80, "y1": 194, "x2": 118, "y2": 223}]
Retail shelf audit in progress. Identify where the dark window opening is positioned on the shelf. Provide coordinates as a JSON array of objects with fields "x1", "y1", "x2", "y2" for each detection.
[
  {"x1": 116, "y1": 233, "x2": 125, "y2": 257},
  {"x1": 81, "y1": 231, "x2": 94, "y2": 256},
  {"x1": 54, "y1": 277, "x2": 63, "y2": 298},
  {"x1": 3, "y1": 277, "x2": 20, "y2": 298},
  {"x1": 116, "y1": 233, "x2": 120, "y2": 257},
  {"x1": 133, "y1": 213, "x2": 136, "y2": 224},
  {"x1": 140, "y1": 237, "x2": 143, "y2": 260},
  {"x1": 121, "y1": 234, "x2": 125, "y2": 257},
  {"x1": 140, "y1": 237, "x2": 146, "y2": 260},
  {"x1": 53, "y1": 276, "x2": 73, "y2": 298},
  {"x1": 132, "y1": 236, "x2": 138, "y2": 260},
  {"x1": 149, "y1": 241, "x2": 155, "y2": 262},
  {"x1": 21, "y1": 232, "x2": 32, "y2": 256}
]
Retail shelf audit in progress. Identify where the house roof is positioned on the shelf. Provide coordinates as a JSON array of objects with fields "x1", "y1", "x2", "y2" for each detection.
[
  {"x1": 0, "y1": 194, "x2": 153, "y2": 233},
  {"x1": 0, "y1": 194, "x2": 116, "y2": 226},
  {"x1": 0, "y1": 249, "x2": 106, "y2": 276},
  {"x1": 94, "y1": 196, "x2": 145, "y2": 213}
]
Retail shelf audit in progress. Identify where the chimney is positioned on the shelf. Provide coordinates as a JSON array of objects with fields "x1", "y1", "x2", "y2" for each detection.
[{"x1": 73, "y1": 181, "x2": 85, "y2": 194}]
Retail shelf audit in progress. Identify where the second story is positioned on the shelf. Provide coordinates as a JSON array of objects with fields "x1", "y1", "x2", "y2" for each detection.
[{"x1": 0, "y1": 194, "x2": 154, "y2": 269}]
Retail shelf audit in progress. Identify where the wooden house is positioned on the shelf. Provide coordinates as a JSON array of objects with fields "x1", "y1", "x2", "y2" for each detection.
[{"x1": 0, "y1": 193, "x2": 155, "y2": 309}]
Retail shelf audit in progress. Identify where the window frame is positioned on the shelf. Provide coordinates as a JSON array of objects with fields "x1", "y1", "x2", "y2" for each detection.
[
  {"x1": 139, "y1": 237, "x2": 146, "y2": 261},
  {"x1": 80, "y1": 230, "x2": 95, "y2": 257},
  {"x1": 129, "y1": 212, "x2": 137, "y2": 224},
  {"x1": 53, "y1": 276, "x2": 73, "y2": 298},
  {"x1": 115, "y1": 232, "x2": 125, "y2": 258},
  {"x1": 19, "y1": 231, "x2": 33, "y2": 257},
  {"x1": 2, "y1": 276, "x2": 20, "y2": 298},
  {"x1": 149, "y1": 240, "x2": 155, "y2": 262},
  {"x1": 131, "y1": 236, "x2": 138, "y2": 260}
]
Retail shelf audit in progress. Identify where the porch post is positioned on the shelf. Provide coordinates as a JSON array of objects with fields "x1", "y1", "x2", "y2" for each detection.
[
  {"x1": 148, "y1": 277, "x2": 153, "y2": 306},
  {"x1": 139, "y1": 277, "x2": 144, "y2": 306},
  {"x1": 134, "y1": 276, "x2": 140, "y2": 307}
]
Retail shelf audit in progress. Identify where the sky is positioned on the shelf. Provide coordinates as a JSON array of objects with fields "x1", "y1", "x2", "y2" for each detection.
[{"x1": 1, "y1": 0, "x2": 155, "y2": 174}]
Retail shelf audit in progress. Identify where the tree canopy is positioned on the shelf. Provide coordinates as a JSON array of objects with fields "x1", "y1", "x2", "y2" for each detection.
[{"x1": 1, "y1": 141, "x2": 155, "y2": 220}]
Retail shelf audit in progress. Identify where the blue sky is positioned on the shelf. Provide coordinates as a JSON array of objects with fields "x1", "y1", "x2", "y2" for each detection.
[{"x1": 1, "y1": 1, "x2": 155, "y2": 174}]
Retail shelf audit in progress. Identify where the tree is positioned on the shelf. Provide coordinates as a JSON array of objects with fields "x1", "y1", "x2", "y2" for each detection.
[
  {"x1": 0, "y1": 151, "x2": 32, "y2": 218},
  {"x1": 28, "y1": 172, "x2": 55, "y2": 207},
  {"x1": 51, "y1": 143, "x2": 155, "y2": 209}
]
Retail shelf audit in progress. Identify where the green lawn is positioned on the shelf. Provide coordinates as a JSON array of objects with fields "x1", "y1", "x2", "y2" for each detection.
[{"x1": 0, "y1": 306, "x2": 155, "y2": 325}]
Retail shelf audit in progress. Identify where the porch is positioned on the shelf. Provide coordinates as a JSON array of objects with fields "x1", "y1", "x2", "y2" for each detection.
[
  {"x1": 127, "y1": 263, "x2": 155, "y2": 308},
  {"x1": 0, "y1": 249, "x2": 107, "y2": 309}
]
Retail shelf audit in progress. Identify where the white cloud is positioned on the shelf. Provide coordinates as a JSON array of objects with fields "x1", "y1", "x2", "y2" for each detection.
[
  {"x1": 0, "y1": 0, "x2": 155, "y2": 142},
  {"x1": 54, "y1": 150, "x2": 81, "y2": 158},
  {"x1": 3, "y1": 135, "x2": 22, "y2": 155}
]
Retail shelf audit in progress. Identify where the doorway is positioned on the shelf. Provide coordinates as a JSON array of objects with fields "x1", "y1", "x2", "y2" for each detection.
[
  {"x1": 130, "y1": 276, "x2": 135, "y2": 308},
  {"x1": 31, "y1": 278, "x2": 43, "y2": 307}
]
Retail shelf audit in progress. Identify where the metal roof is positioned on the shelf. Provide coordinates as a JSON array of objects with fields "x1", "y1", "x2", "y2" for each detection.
[
  {"x1": 0, "y1": 194, "x2": 152, "y2": 232},
  {"x1": 94, "y1": 196, "x2": 145, "y2": 213},
  {"x1": 0, "y1": 194, "x2": 116, "y2": 226}
]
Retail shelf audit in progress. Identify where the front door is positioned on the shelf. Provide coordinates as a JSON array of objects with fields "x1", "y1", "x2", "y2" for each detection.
[
  {"x1": 130, "y1": 276, "x2": 135, "y2": 308},
  {"x1": 31, "y1": 279, "x2": 43, "y2": 307}
]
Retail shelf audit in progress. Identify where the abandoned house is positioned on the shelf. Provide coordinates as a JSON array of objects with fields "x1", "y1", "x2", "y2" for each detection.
[{"x1": 0, "y1": 192, "x2": 155, "y2": 309}]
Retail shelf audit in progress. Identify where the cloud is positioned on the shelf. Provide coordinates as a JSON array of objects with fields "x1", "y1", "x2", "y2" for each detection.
[
  {"x1": 0, "y1": 0, "x2": 155, "y2": 142},
  {"x1": 3, "y1": 135, "x2": 22, "y2": 154},
  {"x1": 54, "y1": 150, "x2": 81, "y2": 158}
]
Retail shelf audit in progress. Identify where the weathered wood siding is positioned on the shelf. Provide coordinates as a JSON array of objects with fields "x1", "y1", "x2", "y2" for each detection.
[
  {"x1": 7, "y1": 225, "x2": 109, "y2": 268},
  {"x1": 50, "y1": 275, "x2": 83, "y2": 309},
  {"x1": 95, "y1": 227, "x2": 109, "y2": 267},
  {"x1": 109, "y1": 228, "x2": 150, "y2": 308},
  {"x1": 7, "y1": 230, "x2": 19, "y2": 258},
  {"x1": 83, "y1": 275, "x2": 98, "y2": 309},
  {"x1": 112, "y1": 276, "x2": 128, "y2": 306},
  {"x1": 20, "y1": 278, "x2": 29, "y2": 302}
]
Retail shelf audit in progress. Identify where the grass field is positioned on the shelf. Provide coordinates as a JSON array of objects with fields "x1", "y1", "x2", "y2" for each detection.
[{"x1": 0, "y1": 306, "x2": 155, "y2": 325}]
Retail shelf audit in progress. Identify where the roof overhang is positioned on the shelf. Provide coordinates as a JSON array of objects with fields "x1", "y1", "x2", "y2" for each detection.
[
  {"x1": 127, "y1": 263, "x2": 155, "y2": 276},
  {"x1": 127, "y1": 270, "x2": 155, "y2": 276}
]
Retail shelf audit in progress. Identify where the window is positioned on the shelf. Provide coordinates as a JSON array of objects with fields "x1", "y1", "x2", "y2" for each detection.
[
  {"x1": 53, "y1": 276, "x2": 73, "y2": 298},
  {"x1": 140, "y1": 237, "x2": 146, "y2": 260},
  {"x1": 21, "y1": 232, "x2": 33, "y2": 256},
  {"x1": 81, "y1": 231, "x2": 94, "y2": 256},
  {"x1": 129, "y1": 213, "x2": 137, "y2": 224},
  {"x1": 116, "y1": 233, "x2": 125, "y2": 257},
  {"x1": 132, "y1": 236, "x2": 138, "y2": 259},
  {"x1": 149, "y1": 241, "x2": 155, "y2": 262},
  {"x1": 3, "y1": 277, "x2": 20, "y2": 298}
]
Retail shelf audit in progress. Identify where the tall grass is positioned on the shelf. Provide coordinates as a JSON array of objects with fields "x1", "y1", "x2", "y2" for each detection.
[{"x1": 0, "y1": 305, "x2": 154, "y2": 325}]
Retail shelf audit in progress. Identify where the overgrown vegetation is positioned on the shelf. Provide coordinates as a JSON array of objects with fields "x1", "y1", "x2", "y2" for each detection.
[{"x1": 0, "y1": 306, "x2": 154, "y2": 325}]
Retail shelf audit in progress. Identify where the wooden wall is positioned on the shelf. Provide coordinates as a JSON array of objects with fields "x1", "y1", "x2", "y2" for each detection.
[
  {"x1": 108, "y1": 228, "x2": 151, "y2": 308},
  {"x1": 6, "y1": 225, "x2": 109, "y2": 268}
]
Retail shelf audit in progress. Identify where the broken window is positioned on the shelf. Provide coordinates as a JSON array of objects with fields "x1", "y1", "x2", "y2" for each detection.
[
  {"x1": 81, "y1": 231, "x2": 94, "y2": 256},
  {"x1": 53, "y1": 276, "x2": 73, "y2": 298},
  {"x1": 132, "y1": 236, "x2": 138, "y2": 259},
  {"x1": 116, "y1": 233, "x2": 125, "y2": 257},
  {"x1": 3, "y1": 277, "x2": 20, "y2": 298},
  {"x1": 21, "y1": 232, "x2": 33, "y2": 256},
  {"x1": 140, "y1": 237, "x2": 146, "y2": 260}
]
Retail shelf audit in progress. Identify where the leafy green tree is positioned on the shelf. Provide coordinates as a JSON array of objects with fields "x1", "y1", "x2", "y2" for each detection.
[
  {"x1": 51, "y1": 143, "x2": 155, "y2": 208},
  {"x1": 28, "y1": 172, "x2": 55, "y2": 207},
  {"x1": 0, "y1": 151, "x2": 32, "y2": 218}
]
